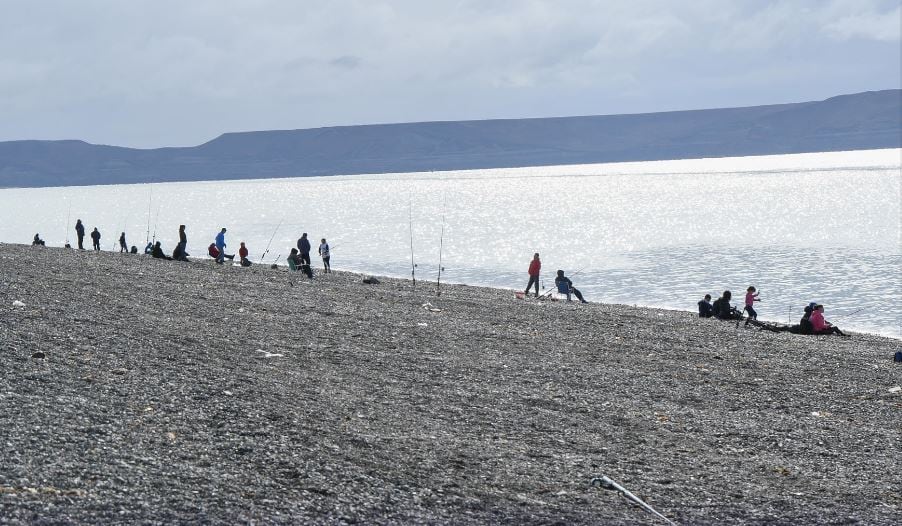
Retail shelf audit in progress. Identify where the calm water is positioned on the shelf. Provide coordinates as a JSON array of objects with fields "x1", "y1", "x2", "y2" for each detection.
[{"x1": 1, "y1": 149, "x2": 899, "y2": 338}]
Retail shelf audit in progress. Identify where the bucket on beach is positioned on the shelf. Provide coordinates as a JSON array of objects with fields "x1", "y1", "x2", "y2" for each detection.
[{"x1": 515, "y1": 292, "x2": 525, "y2": 299}]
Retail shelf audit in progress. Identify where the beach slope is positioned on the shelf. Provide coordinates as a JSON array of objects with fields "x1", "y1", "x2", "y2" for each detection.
[{"x1": 1, "y1": 244, "x2": 899, "y2": 524}]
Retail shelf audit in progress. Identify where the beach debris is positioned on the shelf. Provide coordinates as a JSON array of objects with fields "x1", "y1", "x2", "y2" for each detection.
[
  {"x1": 422, "y1": 302, "x2": 441, "y2": 312},
  {"x1": 417, "y1": 323, "x2": 428, "y2": 327},
  {"x1": 255, "y1": 349, "x2": 284, "y2": 358},
  {"x1": 591, "y1": 475, "x2": 677, "y2": 525},
  {"x1": 31, "y1": 351, "x2": 45, "y2": 359},
  {"x1": 12, "y1": 300, "x2": 25, "y2": 308},
  {"x1": 362, "y1": 277, "x2": 380, "y2": 284},
  {"x1": 889, "y1": 386, "x2": 901, "y2": 394},
  {"x1": 223, "y1": 390, "x2": 233, "y2": 396}
]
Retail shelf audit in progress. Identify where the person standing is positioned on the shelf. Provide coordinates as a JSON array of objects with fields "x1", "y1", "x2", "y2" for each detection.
[
  {"x1": 524, "y1": 253, "x2": 541, "y2": 298},
  {"x1": 177, "y1": 225, "x2": 188, "y2": 258},
  {"x1": 75, "y1": 219, "x2": 85, "y2": 250},
  {"x1": 215, "y1": 227, "x2": 227, "y2": 264},
  {"x1": 90, "y1": 227, "x2": 101, "y2": 251},
  {"x1": 744, "y1": 286, "x2": 761, "y2": 326},
  {"x1": 119, "y1": 232, "x2": 127, "y2": 253},
  {"x1": 319, "y1": 238, "x2": 331, "y2": 273},
  {"x1": 297, "y1": 233, "x2": 311, "y2": 266}
]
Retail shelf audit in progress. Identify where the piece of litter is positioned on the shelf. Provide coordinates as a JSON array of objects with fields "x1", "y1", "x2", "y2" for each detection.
[
  {"x1": 811, "y1": 411, "x2": 823, "y2": 417},
  {"x1": 417, "y1": 323, "x2": 428, "y2": 327},
  {"x1": 889, "y1": 386, "x2": 901, "y2": 394},
  {"x1": 254, "y1": 349, "x2": 284, "y2": 358},
  {"x1": 12, "y1": 300, "x2": 25, "y2": 308},
  {"x1": 223, "y1": 390, "x2": 233, "y2": 396}
]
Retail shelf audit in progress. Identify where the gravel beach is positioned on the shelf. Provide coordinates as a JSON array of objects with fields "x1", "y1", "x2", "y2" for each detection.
[{"x1": 1, "y1": 243, "x2": 899, "y2": 525}]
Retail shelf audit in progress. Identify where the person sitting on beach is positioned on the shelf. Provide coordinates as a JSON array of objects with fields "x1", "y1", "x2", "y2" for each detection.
[
  {"x1": 555, "y1": 270, "x2": 588, "y2": 303},
  {"x1": 130, "y1": 245, "x2": 138, "y2": 254},
  {"x1": 698, "y1": 294, "x2": 714, "y2": 318},
  {"x1": 32, "y1": 233, "x2": 45, "y2": 246},
  {"x1": 809, "y1": 304, "x2": 846, "y2": 336},
  {"x1": 208, "y1": 243, "x2": 234, "y2": 262},
  {"x1": 151, "y1": 241, "x2": 172, "y2": 261},
  {"x1": 144, "y1": 242, "x2": 153, "y2": 255},
  {"x1": 238, "y1": 242, "x2": 251, "y2": 267},
  {"x1": 712, "y1": 290, "x2": 741, "y2": 320}
]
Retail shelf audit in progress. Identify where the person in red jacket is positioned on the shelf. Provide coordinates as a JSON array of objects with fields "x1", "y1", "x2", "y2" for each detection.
[
  {"x1": 524, "y1": 252, "x2": 541, "y2": 298},
  {"x1": 238, "y1": 242, "x2": 251, "y2": 267}
]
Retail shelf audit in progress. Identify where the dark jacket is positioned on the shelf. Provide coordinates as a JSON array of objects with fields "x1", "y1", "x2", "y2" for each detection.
[
  {"x1": 698, "y1": 300, "x2": 714, "y2": 318},
  {"x1": 298, "y1": 237, "x2": 311, "y2": 254},
  {"x1": 90, "y1": 230, "x2": 101, "y2": 241},
  {"x1": 712, "y1": 297, "x2": 735, "y2": 320}
]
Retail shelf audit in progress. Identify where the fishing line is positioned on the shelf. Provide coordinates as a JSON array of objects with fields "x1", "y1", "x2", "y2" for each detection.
[
  {"x1": 145, "y1": 184, "x2": 153, "y2": 245},
  {"x1": 436, "y1": 192, "x2": 447, "y2": 296},
  {"x1": 259, "y1": 217, "x2": 284, "y2": 263},
  {"x1": 409, "y1": 199, "x2": 417, "y2": 289},
  {"x1": 64, "y1": 200, "x2": 71, "y2": 246}
]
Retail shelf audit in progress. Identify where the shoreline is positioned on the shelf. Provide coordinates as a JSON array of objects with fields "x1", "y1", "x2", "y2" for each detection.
[{"x1": 1, "y1": 243, "x2": 900, "y2": 524}]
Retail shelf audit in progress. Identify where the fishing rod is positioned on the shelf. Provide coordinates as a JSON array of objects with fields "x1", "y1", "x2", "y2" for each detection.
[
  {"x1": 830, "y1": 306, "x2": 868, "y2": 320},
  {"x1": 591, "y1": 475, "x2": 677, "y2": 525},
  {"x1": 259, "y1": 217, "x2": 284, "y2": 263},
  {"x1": 145, "y1": 185, "x2": 153, "y2": 245},
  {"x1": 436, "y1": 193, "x2": 447, "y2": 296},
  {"x1": 409, "y1": 200, "x2": 417, "y2": 290},
  {"x1": 64, "y1": 201, "x2": 71, "y2": 246},
  {"x1": 150, "y1": 204, "x2": 162, "y2": 245}
]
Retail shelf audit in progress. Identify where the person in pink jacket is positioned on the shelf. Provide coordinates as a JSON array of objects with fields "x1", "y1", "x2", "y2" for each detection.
[{"x1": 809, "y1": 304, "x2": 846, "y2": 336}]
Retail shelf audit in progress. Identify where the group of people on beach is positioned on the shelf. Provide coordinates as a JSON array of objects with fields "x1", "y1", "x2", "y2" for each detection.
[
  {"x1": 31, "y1": 223, "x2": 854, "y2": 337},
  {"x1": 698, "y1": 288, "x2": 846, "y2": 336},
  {"x1": 522, "y1": 253, "x2": 588, "y2": 303},
  {"x1": 35, "y1": 220, "x2": 333, "y2": 277}
]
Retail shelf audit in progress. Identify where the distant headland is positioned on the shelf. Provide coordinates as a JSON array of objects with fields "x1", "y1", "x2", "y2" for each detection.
[{"x1": 1, "y1": 89, "x2": 899, "y2": 188}]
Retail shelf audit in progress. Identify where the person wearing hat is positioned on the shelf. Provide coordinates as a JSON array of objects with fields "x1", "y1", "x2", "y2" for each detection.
[
  {"x1": 809, "y1": 304, "x2": 846, "y2": 336},
  {"x1": 555, "y1": 269, "x2": 588, "y2": 303}
]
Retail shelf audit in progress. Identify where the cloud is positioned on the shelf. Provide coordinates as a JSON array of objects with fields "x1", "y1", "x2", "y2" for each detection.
[{"x1": 0, "y1": 0, "x2": 897, "y2": 147}]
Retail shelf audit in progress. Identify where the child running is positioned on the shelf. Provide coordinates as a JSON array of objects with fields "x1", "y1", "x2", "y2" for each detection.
[{"x1": 744, "y1": 286, "x2": 760, "y2": 326}]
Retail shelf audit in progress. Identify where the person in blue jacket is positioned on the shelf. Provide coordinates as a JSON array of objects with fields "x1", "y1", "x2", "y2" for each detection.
[{"x1": 215, "y1": 227, "x2": 227, "y2": 264}]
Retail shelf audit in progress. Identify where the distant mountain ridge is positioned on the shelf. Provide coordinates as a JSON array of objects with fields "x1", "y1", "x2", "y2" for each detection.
[{"x1": 1, "y1": 89, "x2": 899, "y2": 188}]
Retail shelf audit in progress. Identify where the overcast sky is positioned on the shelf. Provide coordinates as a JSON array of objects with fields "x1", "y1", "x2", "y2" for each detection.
[{"x1": 1, "y1": 0, "x2": 899, "y2": 148}]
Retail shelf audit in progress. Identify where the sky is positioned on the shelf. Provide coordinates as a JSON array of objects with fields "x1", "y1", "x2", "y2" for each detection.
[{"x1": 1, "y1": 0, "x2": 899, "y2": 149}]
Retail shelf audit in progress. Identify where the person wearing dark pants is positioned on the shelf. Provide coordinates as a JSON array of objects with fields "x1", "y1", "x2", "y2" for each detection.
[
  {"x1": 90, "y1": 228, "x2": 101, "y2": 250},
  {"x1": 119, "y1": 232, "x2": 127, "y2": 253},
  {"x1": 75, "y1": 219, "x2": 85, "y2": 250},
  {"x1": 297, "y1": 233, "x2": 311, "y2": 266},
  {"x1": 555, "y1": 269, "x2": 588, "y2": 303},
  {"x1": 524, "y1": 252, "x2": 541, "y2": 297}
]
